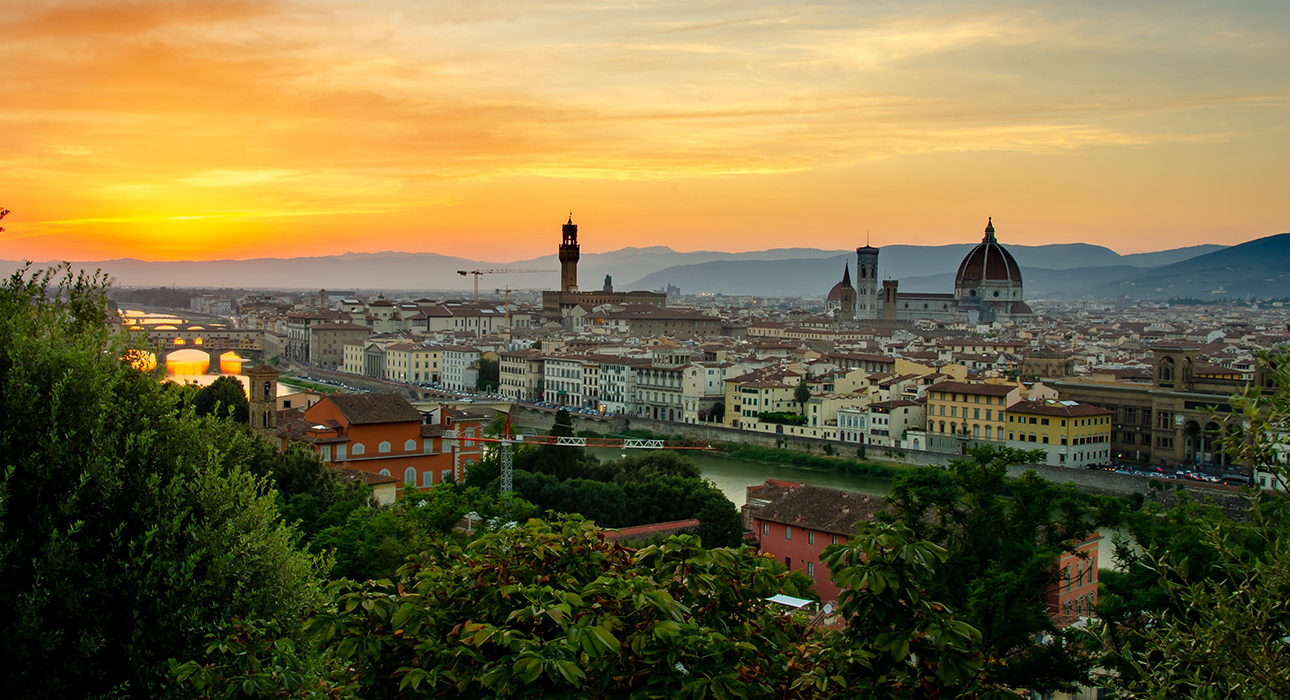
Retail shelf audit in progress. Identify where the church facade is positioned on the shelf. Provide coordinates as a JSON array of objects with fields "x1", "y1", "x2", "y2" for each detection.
[{"x1": 826, "y1": 219, "x2": 1033, "y2": 325}]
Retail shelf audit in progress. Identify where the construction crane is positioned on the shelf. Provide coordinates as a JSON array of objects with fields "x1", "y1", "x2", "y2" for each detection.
[
  {"x1": 496, "y1": 286, "x2": 545, "y2": 328},
  {"x1": 447, "y1": 414, "x2": 713, "y2": 494},
  {"x1": 456, "y1": 268, "x2": 555, "y2": 303}
]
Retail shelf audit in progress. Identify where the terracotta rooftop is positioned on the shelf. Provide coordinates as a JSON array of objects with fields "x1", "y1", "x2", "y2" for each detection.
[
  {"x1": 336, "y1": 467, "x2": 399, "y2": 486},
  {"x1": 1009, "y1": 400, "x2": 1113, "y2": 418},
  {"x1": 747, "y1": 483, "x2": 884, "y2": 537},
  {"x1": 928, "y1": 381, "x2": 1018, "y2": 396},
  {"x1": 326, "y1": 393, "x2": 423, "y2": 425}
]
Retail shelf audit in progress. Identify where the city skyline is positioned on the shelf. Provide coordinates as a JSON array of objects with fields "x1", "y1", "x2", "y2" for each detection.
[{"x1": 2, "y1": 0, "x2": 1287, "y2": 262}]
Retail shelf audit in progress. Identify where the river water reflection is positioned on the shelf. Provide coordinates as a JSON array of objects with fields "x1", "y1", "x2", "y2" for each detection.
[
  {"x1": 166, "y1": 372, "x2": 293, "y2": 398},
  {"x1": 585, "y1": 447, "x2": 890, "y2": 508}
]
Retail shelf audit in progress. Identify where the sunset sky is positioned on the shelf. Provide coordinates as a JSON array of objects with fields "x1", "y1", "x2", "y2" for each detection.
[{"x1": 2, "y1": 0, "x2": 1287, "y2": 262}]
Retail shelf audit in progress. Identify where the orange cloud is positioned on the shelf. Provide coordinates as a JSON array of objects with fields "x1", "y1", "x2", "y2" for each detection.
[{"x1": 0, "y1": 0, "x2": 1286, "y2": 262}]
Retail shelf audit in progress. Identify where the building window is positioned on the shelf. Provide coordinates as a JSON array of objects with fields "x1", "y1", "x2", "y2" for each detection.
[
  {"x1": 378, "y1": 468, "x2": 390, "y2": 477},
  {"x1": 785, "y1": 525, "x2": 792, "y2": 541},
  {"x1": 352, "y1": 443, "x2": 365, "y2": 456},
  {"x1": 762, "y1": 522, "x2": 770, "y2": 536},
  {"x1": 807, "y1": 562, "x2": 815, "y2": 578},
  {"x1": 832, "y1": 535, "x2": 839, "y2": 545},
  {"x1": 336, "y1": 444, "x2": 346, "y2": 460},
  {"x1": 379, "y1": 441, "x2": 391, "y2": 453},
  {"x1": 423, "y1": 471, "x2": 434, "y2": 487},
  {"x1": 404, "y1": 467, "x2": 416, "y2": 485},
  {"x1": 404, "y1": 438, "x2": 417, "y2": 452},
  {"x1": 808, "y1": 531, "x2": 815, "y2": 545}
]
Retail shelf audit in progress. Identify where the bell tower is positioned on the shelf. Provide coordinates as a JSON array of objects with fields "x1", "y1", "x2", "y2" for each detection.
[
  {"x1": 837, "y1": 264, "x2": 855, "y2": 322},
  {"x1": 559, "y1": 214, "x2": 580, "y2": 293},
  {"x1": 247, "y1": 363, "x2": 280, "y2": 442},
  {"x1": 855, "y1": 242, "x2": 879, "y2": 319}
]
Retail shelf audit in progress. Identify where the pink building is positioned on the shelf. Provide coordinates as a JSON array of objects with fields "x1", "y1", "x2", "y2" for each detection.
[
  {"x1": 744, "y1": 481, "x2": 883, "y2": 604},
  {"x1": 1046, "y1": 533, "x2": 1102, "y2": 618}
]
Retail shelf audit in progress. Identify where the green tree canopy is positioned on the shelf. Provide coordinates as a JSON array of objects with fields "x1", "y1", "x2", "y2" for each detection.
[
  {"x1": 176, "y1": 516, "x2": 1010, "y2": 700},
  {"x1": 794, "y1": 377, "x2": 811, "y2": 412},
  {"x1": 311, "y1": 483, "x2": 537, "y2": 582},
  {"x1": 875, "y1": 446, "x2": 1120, "y2": 692},
  {"x1": 192, "y1": 374, "x2": 250, "y2": 423},
  {"x1": 0, "y1": 264, "x2": 327, "y2": 700},
  {"x1": 1098, "y1": 345, "x2": 1290, "y2": 698},
  {"x1": 476, "y1": 357, "x2": 500, "y2": 392}
]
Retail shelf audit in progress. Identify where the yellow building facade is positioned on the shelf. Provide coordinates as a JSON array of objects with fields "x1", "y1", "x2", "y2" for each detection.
[
  {"x1": 924, "y1": 381, "x2": 1021, "y2": 444},
  {"x1": 1005, "y1": 400, "x2": 1113, "y2": 468}
]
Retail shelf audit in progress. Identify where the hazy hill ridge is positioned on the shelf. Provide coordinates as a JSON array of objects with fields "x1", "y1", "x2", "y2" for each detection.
[
  {"x1": 624, "y1": 242, "x2": 1238, "y2": 298},
  {"x1": 0, "y1": 239, "x2": 1251, "y2": 298}
]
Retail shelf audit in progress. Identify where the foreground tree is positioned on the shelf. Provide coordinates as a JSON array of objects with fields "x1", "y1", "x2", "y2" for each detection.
[
  {"x1": 311, "y1": 482, "x2": 537, "y2": 582},
  {"x1": 802, "y1": 521, "x2": 1009, "y2": 699},
  {"x1": 876, "y1": 446, "x2": 1120, "y2": 692},
  {"x1": 181, "y1": 516, "x2": 815, "y2": 698},
  {"x1": 0, "y1": 265, "x2": 327, "y2": 700},
  {"x1": 177, "y1": 516, "x2": 1009, "y2": 699},
  {"x1": 1099, "y1": 346, "x2": 1290, "y2": 698}
]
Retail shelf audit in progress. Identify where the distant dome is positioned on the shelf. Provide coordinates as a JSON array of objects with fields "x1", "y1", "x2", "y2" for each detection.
[
  {"x1": 827, "y1": 280, "x2": 853, "y2": 302},
  {"x1": 955, "y1": 218, "x2": 1021, "y2": 285},
  {"x1": 1010, "y1": 301, "x2": 1034, "y2": 315}
]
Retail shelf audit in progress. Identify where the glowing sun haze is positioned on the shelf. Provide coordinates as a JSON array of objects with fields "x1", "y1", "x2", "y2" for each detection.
[{"x1": 1, "y1": 0, "x2": 1287, "y2": 262}]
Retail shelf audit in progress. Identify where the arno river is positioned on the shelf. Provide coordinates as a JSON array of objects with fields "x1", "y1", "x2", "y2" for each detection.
[
  {"x1": 585, "y1": 446, "x2": 1126, "y2": 569},
  {"x1": 584, "y1": 446, "x2": 891, "y2": 508}
]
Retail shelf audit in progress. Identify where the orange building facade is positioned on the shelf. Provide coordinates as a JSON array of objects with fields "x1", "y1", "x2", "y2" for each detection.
[
  {"x1": 278, "y1": 393, "x2": 483, "y2": 493},
  {"x1": 743, "y1": 480, "x2": 884, "y2": 604},
  {"x1": 1045, "y1": 534, "x2": 1102, "y2": 618}
]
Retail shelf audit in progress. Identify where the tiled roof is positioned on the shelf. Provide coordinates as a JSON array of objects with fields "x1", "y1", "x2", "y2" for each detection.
[
  {"x1": 327, "y1": 393, "x2": 423, "y2": 425},
  {"x1": 311, "y1": 322, "x2": 370, "y2": 331},
  {"x1": 336, "y1": 467, "x2": 399, "y2": 486},
  {"x1": 1009, "y1": 400, "x2": 1113, "y2": 418},
  {"x1": 928, "y1": 381, "x2": 1018, "y2": 396},
  {"x1": 748, "y1": 484, "x2": 883, "y2": 537}
]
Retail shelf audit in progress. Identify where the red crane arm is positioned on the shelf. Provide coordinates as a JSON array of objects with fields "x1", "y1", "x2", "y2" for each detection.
[{"x1": 443, "y1": 434, "x2": 714, "y2": 450}]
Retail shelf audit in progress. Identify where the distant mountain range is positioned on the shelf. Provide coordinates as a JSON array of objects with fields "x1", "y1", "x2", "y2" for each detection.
[
  {"x1": 624, "y1": 242, "x2": 1235, "y2": 297},
  {"x1": 6, "y1": 235, "x2": 1288, "y2": 300}
]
